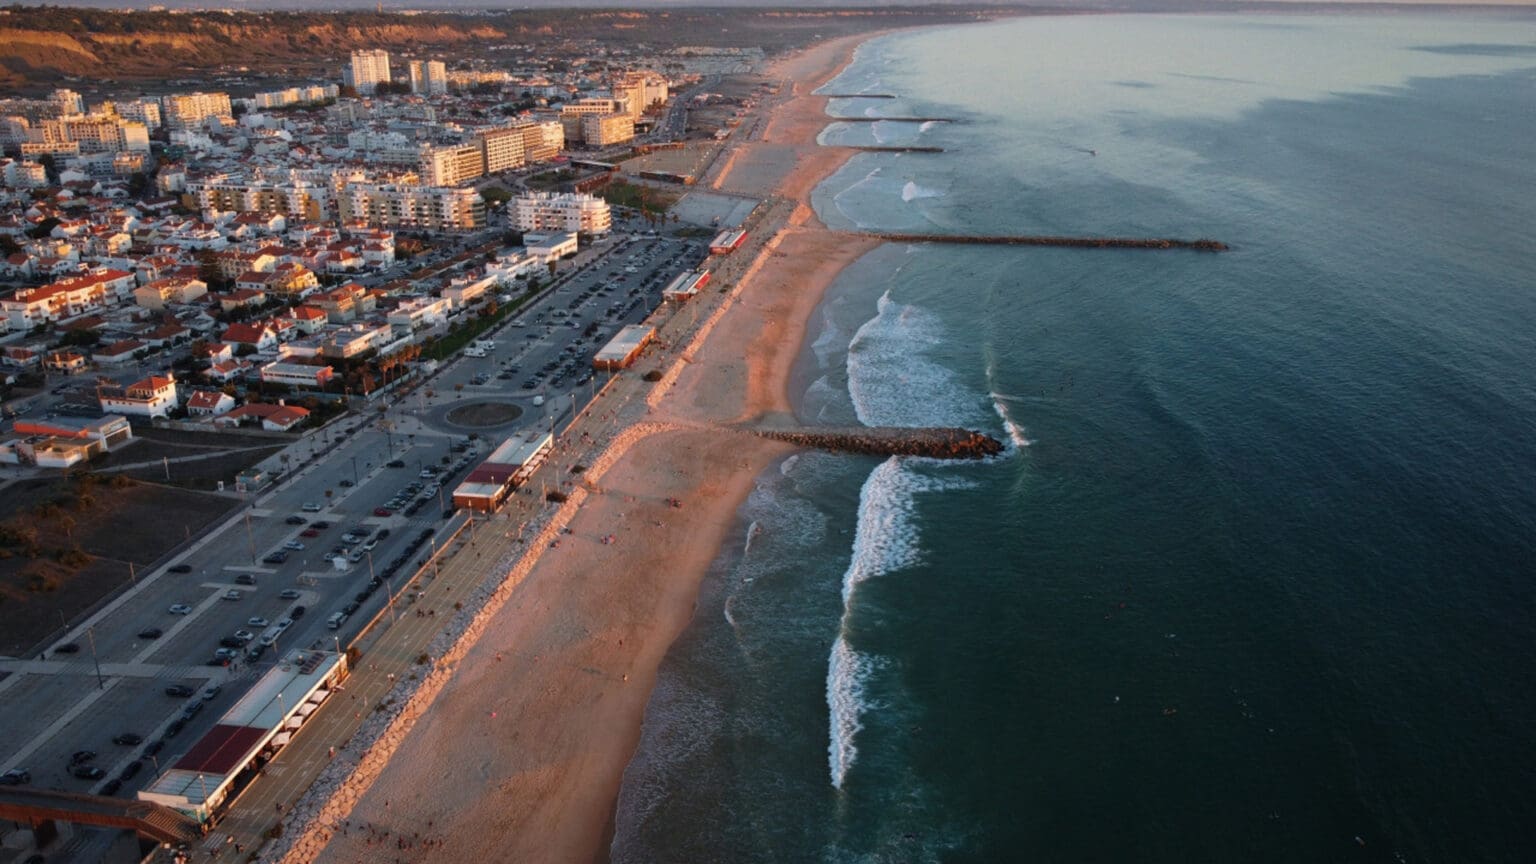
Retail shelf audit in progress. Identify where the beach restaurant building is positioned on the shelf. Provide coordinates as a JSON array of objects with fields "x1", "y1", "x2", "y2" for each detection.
[
  {"x1": 662, "y1": 269, "x2": 711, "y2": 303},
  {"x1": 593, "y1": 324, "x2": 655, "y2": 370},
  {"x1": 138, "y1": 649, "x2": 347, "y2": 824},
  {"x1": 709, "y1": 228, "x2": 747, "y2": 255},
  {"x1": 452, "y1": 430, "x2": 554, "y2": 512}
]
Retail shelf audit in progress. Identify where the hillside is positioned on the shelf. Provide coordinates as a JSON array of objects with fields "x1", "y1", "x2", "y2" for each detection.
[{"x1": 0, "y1": 5, "x2": 1014, "y2": 92}]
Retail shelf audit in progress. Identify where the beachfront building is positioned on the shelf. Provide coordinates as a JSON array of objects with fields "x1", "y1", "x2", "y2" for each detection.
[
  {"x1": 139, "y1": 649, "x2": 347, "y2": 824},
  {"x1": 509, "y1": 192, "x2": 611, "y2": 236},
  {"x1": 662, "y1": 269, "x2": 711, "y2": 302},
  {"x1": 709, "y1": 229, "x2": 747, "y2": 254},
  {"x1": 452, "y1": 430, "x2": 554, "y2": 512},
  {"x1": 594, "y1": 324, "x2": 655, "y2": 370}
]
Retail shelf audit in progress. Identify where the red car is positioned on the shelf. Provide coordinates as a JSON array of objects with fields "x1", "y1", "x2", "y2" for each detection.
[
  {"x1": 373, "y1": 507, "x2": 393, "y2": 517},
  {"x1": 300, "y1": 528, "x2": 320, "y2": 537}
]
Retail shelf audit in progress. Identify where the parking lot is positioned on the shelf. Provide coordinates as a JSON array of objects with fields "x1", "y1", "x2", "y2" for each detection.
[{"x1": 0, "y1": 228, "x2": 716, "y2": 820}]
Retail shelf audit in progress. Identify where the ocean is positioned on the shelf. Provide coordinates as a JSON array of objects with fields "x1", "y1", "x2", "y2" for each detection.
[{"x1": 612, "y1": 14, "x2": 1536, "y2": 864}]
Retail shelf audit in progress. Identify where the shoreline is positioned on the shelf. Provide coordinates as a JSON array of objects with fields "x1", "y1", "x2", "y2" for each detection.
[{"x1": 296, "y1": 30, "x2": 886, "y2": 864}]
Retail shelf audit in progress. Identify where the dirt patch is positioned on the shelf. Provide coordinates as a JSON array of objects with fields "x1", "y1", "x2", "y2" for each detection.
[
  {"x1": 0, "y1": 475, "x2": 238, "y2": 654},
  {"x1": 444, "y1": 402, "x2": 524, "y2": 428},
  {"x1": 93, "y1": 424, "x2": 292, "y2": 491}
]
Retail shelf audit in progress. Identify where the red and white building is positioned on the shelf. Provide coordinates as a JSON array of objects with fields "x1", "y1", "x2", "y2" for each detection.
[
  {"x1": 98, "y1": 373, "x2": 179, "y2": 418},
  {"x1": 709, "y1": 228, "x2": 747, "y2": 254},
  {"x1": 1, "y1": 268, "x2": 135, "y2": 331}
]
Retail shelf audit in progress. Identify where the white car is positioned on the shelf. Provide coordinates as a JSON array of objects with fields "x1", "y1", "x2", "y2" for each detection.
[
  {"x1": 247, "y1": 617, "x2": 269, "y2": 628},
  {"x1": 168, "y1": 604, "x2": 193, "y2": 615},
  {"x1": 283, "y1": 540, "x2": 305, "y2": 551},
  {"x1": 233, "y1": 630, "x2": 254, "y2": 642},
  {"x1": 274, "y1": 618, "x2": 293, "y2": 632},
  {"x1": 279, "y1": 589, "x2": 301, "y2": 599},
  {"x1": 222, "y1": 590, "x2": 242, "y2": 601}
]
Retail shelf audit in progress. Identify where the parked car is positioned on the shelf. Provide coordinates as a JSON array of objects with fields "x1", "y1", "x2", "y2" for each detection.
[
  {"x1": 262, "y1": 551, "x2": 288, "y2": 564},
  {"x1": 137, "y1": 628, "x2": 163, "y2": 640},
  {"x1": 167, "y1": 564, "x2": 193, "y2": 574},
  {"x1": 53, "y1": 643, "x2": 80, "y2": 654},
  {"x1": 68, "y1": 750, "x2": 96, "y2": 766},
  {"x1": 118, "y1": 760, "x2": 142, "y2": 781},
  {"x1": 168, "y1": 604, "x2": 193, "y2": 615},
  {"x1": 72, "y1": 765, "x2": 105, "y2": 780},
  {"x1": 285, "y1": 515, "x2": 307, "y2": 525},
  {"x1": 112, "y1": 733, "x2": 142, "y2": 746},
  {"x1": 101, "y1": 777, "x2": 123, "y2": 795},
  {"x1": 289, "y1": 605, "x2": 306, "y2": 619},
  {"x1": 387, "y1": 459, "x2": 406, "y2": 468},
  {"x1": 300, "y1": 528, "x2": 320, "y2": 538},
  {"x1": 143, "y1": 740, "x2": 164, "y2": 757},
  {"x1": 202, "y1": 685, "x2": 222, "y2": 701},
  {"x1": 301, "y1": 503, "x2": 323, "y2": 512},
  {"x1": 222, "y1": 590, "x2": 242, "y2": 601},
  {"x1": 165, "y1": 685, "x2": 195, "y2": 698},
  {"x1": 235, "y1": 574, "x2": 258, "y2": 585},
  {"x1": 1, "y1": 769, "x2": 32, "y2": 785},
  {"x1": 372, "y1": 507, "x2": 392, "y2": 517},
  {"x1": 283, "y1": 540, "x2": 305, "y2": 551},
  {"x1": 219, "y1": 636, "x2": 244, "y2": 649},
  {"x1": 280, "y1": 589, "x2": 301, "y2": 599}
]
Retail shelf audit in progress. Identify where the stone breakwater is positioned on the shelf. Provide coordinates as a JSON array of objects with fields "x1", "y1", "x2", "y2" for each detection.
[
  {"x1": 264, "y1": 424, "x2": 674, "y2": 864},
  {"x1": 751, "y1": 426, "x2": 1004, "y2": 459},
  {"x1": 856, "y1": 232, "x2": 1229, "y2": 252}
]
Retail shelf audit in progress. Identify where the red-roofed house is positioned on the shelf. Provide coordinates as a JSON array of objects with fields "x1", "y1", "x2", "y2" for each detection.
[
  {"x1": 186, "y1": 389, "x2": 235, "y2": 417},
  {"x1": 1, "y1": 268, "x2": 135, "y2": 331},
  {"x1": 288, "y1": 306, "x2": 328, "y2": 335},
  {"x1": 222, "y1": 322, "x2": 278, "y2": 352},
  {"x1": 98, "y1": 372, "x2": 178, "y2": 417},
  {"x1": 213, "y1": 401, "x2": 310, "y2": 432},
  {"x1": 93, "y1": 339, "x2": 144, "y2": 366}
]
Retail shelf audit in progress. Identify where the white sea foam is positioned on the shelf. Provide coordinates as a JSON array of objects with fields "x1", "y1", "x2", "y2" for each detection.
[
  {"x1": 827, "y1": 635, "x2": 875, "y2": 790},
  {"x1": 779, "y1": 454, "x2": 800, "y2": 476},
  {"x1": 919, "y1": 120, "x2": 938, "y2": 134},
  {"x1": 741, "y1": 519, "x2": 761, "y2": 556},
  {"x1": 830, "y1": 166, "x2": 886, "y2": 231},
  {"x1": 901, "y1": 180, "x2": 945, "y2": 202},
  {"x1": 847, "y1": 290, "x2": 981, "y2": 428},
  {"x1": 991, "y1": 394, "x2": 1035, "y2": 449},
  {"x1": 826, "y1": 456, "x2": 978, "y2": 789}
]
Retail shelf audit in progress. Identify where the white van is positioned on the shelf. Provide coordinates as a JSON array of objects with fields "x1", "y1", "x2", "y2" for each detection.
[
  {"x1": 464, "y1": 347, "x2": 487, "y2": 358},
  {"x1": 327, "y1": 611, "x2": 347, "y2": 630}
]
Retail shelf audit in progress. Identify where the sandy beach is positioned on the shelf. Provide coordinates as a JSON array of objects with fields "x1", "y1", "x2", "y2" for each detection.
[{"x1": 302, "y1": 32, "x2": 882, "y2": 864}]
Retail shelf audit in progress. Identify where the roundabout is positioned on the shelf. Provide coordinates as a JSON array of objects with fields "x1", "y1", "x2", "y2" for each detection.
[{"x1": 420, "y1": 397, "x2": 533, "y2": 434}]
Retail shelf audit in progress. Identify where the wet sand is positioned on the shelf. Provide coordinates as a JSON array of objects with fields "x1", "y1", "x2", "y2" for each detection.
[{"x1": 305, "y1": 32, "x2": 882, "y2": 864}]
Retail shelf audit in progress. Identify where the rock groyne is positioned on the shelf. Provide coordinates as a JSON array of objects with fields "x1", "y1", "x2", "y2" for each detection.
[
  {"x1": 856, "y1": 232, "x2": 1229, "y2": 252},
  {"x1": 845, "y1": 145, "x2": 945, "y2": 153},
  {"x1": 752, "y1": 426, "x2": 1004, "y2": 460},
  {"x1": 827, "y1": 116, "x2": 954, "y2": 123}
]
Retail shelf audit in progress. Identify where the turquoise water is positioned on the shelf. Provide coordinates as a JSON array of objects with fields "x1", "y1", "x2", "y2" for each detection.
[{"x1": 613, "y1": 14, "x2": 1536, "y2": 864}]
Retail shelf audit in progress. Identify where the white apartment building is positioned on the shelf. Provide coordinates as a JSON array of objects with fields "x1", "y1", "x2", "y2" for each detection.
[
  {"x1": 510, "y1": 192, "x2": 611, "y2": 235},
  {"x1": 580, "y1": 113, "x2": 635, "y2": 147},
  {"x1": 419, "y1": 143, "x2": 485, "y2": 187},
  {"x1": 338, "y1": 184, "x2": 484, "y2": 231},
  {"x1": 113, "y1": 98, "x2": 162, "y2": 130},
  {"x1": 347, "y1": 50, "x2": 392, "y2": 96},
  {"x1": 1, "y1": 268, "x2": 136, "y2": 332},
  {"x1": 409, "y1": 60, "x2": 448, "y2": 96},
  {"x1": 98, "y1": 374, "x2": 179, "y2": 419},
  {"x1": 162, "y1": 92, "x2": 232, "y2": 132}
]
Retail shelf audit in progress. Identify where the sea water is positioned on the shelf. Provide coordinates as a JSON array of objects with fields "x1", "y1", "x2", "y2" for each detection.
[{"x1": 612, "y1": 14, "x2": 1536, "y2": 863}]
